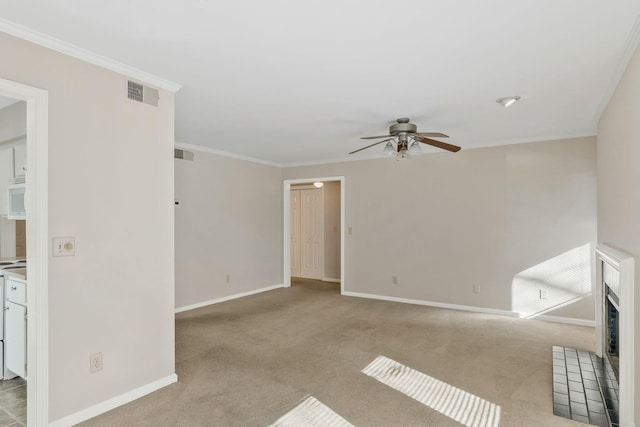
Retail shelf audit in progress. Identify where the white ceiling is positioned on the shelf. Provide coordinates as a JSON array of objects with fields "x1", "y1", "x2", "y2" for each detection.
[{"x1": 1, "y1": 1, "x2": 639, "y2": 165}]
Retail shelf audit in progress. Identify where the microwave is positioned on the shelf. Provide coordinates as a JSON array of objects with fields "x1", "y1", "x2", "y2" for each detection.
[{"x1": 7, "y1": 184, "x2": 25, "y2": 220}]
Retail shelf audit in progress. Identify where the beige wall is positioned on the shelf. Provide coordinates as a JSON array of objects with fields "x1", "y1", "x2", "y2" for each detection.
[
  {"x1": 323, "y1": 181, "x2": 341, "y2": 280},
  {"x1": 174, "y1": 149, "x2": 283, "y2": 308},
  {"x1": 284, "y1": 137, "x2": 597, "y2": 320},
  {"x1": 597, "y1": 45, "x2": 640, "y2": 425},
  {"x1": 0, "y1": 33, "x2": 176, "y2": 422}
]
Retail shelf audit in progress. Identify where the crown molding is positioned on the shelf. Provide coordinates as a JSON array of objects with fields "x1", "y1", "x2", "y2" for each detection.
[
  {"x1": 174, "y1": 141, "x2": 283, "y2": 168},
  {"x1": 0, "y1": 18, "x2": 181, "y2": 93},
  {"x1": 179, "y1": 132, "x2": 597, "y2": 170},
  {"x1": 473, "y1": 131, "x2": 597, "y2": 150},
  {"x1": 282, "y1": 132, "x2": 597, "y2": 168},
  {"x1": 593, "y1": 11, "x2": 640, "y2": 123},
  {"x1": 282, "y1": 152, "x2": 388, "y2": 168}
]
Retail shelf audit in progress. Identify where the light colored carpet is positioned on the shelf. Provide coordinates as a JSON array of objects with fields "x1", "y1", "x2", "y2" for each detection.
[{"x1": 81, "y1": 278, "x2": 592, "y2": 426}]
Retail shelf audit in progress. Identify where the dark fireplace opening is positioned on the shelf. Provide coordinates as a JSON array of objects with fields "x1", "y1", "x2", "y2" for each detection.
[{"x1": 605, "y1": 287, "x2": 619, "y2": 380}]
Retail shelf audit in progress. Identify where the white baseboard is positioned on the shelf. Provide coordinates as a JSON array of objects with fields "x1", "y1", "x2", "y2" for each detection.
[
  {"x1": 49, "y1": 373, "x2": 178, "y2": 427},
  {"x1": 322, "y1": 277, "x2": 341, "y2": 283},
  {"x1": 342, "y1": 291, "x2": 520, "y2": 318},
  {"x1": 342, "y1": 291, "x2": 596, "y2": 326},
  {"x1": 175, "y1": 284, "x2": 285, "y2": 313},
  {"x1": 533, "y1": 315, "x2": 596, "y2": 327}
]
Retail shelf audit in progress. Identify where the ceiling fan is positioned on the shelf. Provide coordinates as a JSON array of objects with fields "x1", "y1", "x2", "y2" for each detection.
[{"x1": 350, "y1": 118, "x2": 461, "y2": 158}]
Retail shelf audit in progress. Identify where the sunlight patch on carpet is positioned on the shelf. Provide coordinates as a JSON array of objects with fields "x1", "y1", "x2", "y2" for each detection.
[
  {"x1": 269, "y1": 395, "x2": 353, "y2": 427},
  {"x1": 363, "y1": 355, "x2": 501, "y2": 427}
]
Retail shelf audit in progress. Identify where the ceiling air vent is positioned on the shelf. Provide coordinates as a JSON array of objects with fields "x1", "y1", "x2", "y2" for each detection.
[
  {"x1": 174, "y1": 148, "x2": 194, "y2": 161},
  {"x1": 127, "y1": 80, "x2": 159, "y2": 107}
]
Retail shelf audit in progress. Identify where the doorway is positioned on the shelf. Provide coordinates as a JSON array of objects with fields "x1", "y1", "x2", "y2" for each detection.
[
  {"x1": 283, "y1": 177, "x2": 345, "y2": 293},
  {"x1": 0, "y1": 77, "x2": 49, "y2": 426}
]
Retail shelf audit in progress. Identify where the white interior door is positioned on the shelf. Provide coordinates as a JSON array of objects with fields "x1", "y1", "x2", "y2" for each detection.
[
  {"x1": 6, "y1": 301, "x2": 26, "y2": 378},
  {"x1": 300, "y1": 188, "x2": 323, "y2": 279},
  {"x1": 290, "y1": 190, "x2": 301, "y2": 277}
]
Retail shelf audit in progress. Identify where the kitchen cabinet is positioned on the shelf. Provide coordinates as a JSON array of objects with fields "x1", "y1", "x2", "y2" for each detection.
[
  {"x1": 13, "y1": 144, "x2": 26, "y2": 177},
  {"x1": 0, "y1": 147, "x2": 12, "y2": 215},
  {"x1": 0, "y1": 143, "x2": 26, "y2": 216},
  {"x1": 5, "y1": 301, "x2": 26, "y2": 378},
  {"x1": 5, "y1": 277, "x2": 26, "y2": 379}
]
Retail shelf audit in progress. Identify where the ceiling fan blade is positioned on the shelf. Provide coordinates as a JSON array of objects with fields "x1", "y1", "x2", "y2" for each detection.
[
  {"x1": 415, "y1": 132, "x2": 449, "y2": 138},
  {"x1": 360, "y1": 135, "x2": 392, "y2": 140},
  {"x1": 349, "y1": 138, "x2": 393, "y2": 155},
  {"x1": 416, "y1": 136, "x2": 461, "y2": 152}
]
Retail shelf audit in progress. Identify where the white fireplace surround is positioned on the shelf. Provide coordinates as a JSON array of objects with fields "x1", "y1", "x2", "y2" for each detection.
[{"x1": 595, "y1": 244, "x2": 635, "y2": 426}]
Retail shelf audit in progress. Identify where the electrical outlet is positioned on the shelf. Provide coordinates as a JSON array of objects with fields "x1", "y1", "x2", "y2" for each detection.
[
  {"x1": 90, "y1": 352, "x2": 103, "y2": 373},
  {"x1": 473, "y1": 284, "x2": 481, "y2": 294},
  {"x1": 226, "y1": 274, "x2": 230, "y2": 283},
  {"x1": 539, "y1": 289, "x2": 548, "y2": 300},
  {"x1": 392, "y1": 275, "x2": 398, "y2": 285},
  {"x1": 53, "y1": 237, "x2": 75, "y2": 257}
]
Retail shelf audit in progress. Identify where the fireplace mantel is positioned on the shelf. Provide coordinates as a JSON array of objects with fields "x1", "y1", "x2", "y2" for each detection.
[{"x1": 595, "y1": 244, "x2": 635, "y2": 426}]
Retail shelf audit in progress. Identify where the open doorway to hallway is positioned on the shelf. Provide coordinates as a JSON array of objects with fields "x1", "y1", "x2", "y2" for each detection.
[
  {"x1": 284, "y1": 177, "x2": 345, "y2": 293},
  {"x1": 290, "y1": 181, "x2": 341, "y2": 282}
]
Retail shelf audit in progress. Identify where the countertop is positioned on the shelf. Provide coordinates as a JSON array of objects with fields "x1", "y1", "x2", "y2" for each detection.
[
  {"x1": 3, "y1": 268, "x2": 26, "y2": 281},
  {"x1": 0, "y1": 257, "x2": 26, "y2": 264}
]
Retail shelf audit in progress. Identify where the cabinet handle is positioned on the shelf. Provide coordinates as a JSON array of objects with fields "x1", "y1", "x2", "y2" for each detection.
[
  {"x1": 11, "y1": 286, "x2": 16, "y2": 291},
  {"x1": 4, "y1": 307, "x2": 8, "y2": 311}
]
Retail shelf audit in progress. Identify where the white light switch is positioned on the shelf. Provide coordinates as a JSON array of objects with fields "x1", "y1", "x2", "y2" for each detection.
[{"x1": 53, "y1": 237, "x2": 75, "y2": 257}]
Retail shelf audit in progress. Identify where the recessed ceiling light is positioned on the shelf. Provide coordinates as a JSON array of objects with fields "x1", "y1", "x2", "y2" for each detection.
[
  {"x1": 313, "y1": 182, "x2": 324, "y2": 188},
  {"x1": 496, "y1": 96, "x2": 521, "y2": 107}
]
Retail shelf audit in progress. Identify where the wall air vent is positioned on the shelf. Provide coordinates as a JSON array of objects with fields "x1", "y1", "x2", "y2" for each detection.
[
  {"x1": 128, "y1": 80, "x2": 159, "y2": 107},
  {"x1": 128, "y1": 81, "x2": 144, "y2": 102},
  {"x1": 174, "y1": 148, "x2": 194, "y2": 161}
]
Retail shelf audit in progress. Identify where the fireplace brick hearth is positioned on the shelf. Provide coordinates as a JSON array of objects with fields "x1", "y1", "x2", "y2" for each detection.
[{"x1": 552, "y1": 346, "x2": 618, "y2": 426}]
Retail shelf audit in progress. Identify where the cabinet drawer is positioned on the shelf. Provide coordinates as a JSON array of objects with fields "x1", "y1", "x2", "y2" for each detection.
[{"x1": 6, "y1": 279, "x2": 26, "y2": 305}]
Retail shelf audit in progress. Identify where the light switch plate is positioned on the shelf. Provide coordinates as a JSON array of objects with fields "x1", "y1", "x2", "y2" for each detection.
[{"x1": 53, "y1": 237, "x2": 75, "y2": 257}]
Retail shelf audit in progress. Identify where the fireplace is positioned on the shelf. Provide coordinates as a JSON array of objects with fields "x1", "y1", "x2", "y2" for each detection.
[
  {"x1": 595, "y1": 244, "x2": 635, "y2": 426},
  {"x1": 604, "y1": 285, "x2": 619, "y2": 380}
]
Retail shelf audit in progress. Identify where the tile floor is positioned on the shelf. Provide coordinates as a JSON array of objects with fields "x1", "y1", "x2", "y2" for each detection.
[
  {"x1": 0, "y1": 378, "x2": 26, "y2": 427},
  {"x1": 552, "y1": 346, "x2": 618, "y2": 427}
]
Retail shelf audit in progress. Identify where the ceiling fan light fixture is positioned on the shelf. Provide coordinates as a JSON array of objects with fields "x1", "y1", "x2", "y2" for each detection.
[
  {"x1": 383, "y1": 141, "x2": 396, "y2": 155},
  {"x1": 408, "y1": 140, "x2": 422, "y2": 154},
  {"x1": 497, "y1": 96, "x2": 521, "y2": 108}
]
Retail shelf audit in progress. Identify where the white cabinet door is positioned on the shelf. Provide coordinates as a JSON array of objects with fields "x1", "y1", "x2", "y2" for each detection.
[
  {"x1": 13, "y1": 144, "x2": 27, "y2": 177},
  {"x1": 6, "y1": 301, "x2": 26, "y2": 378},
  {"x1": 0, "y1": 147, "x2": 13, "y2": 215}
]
